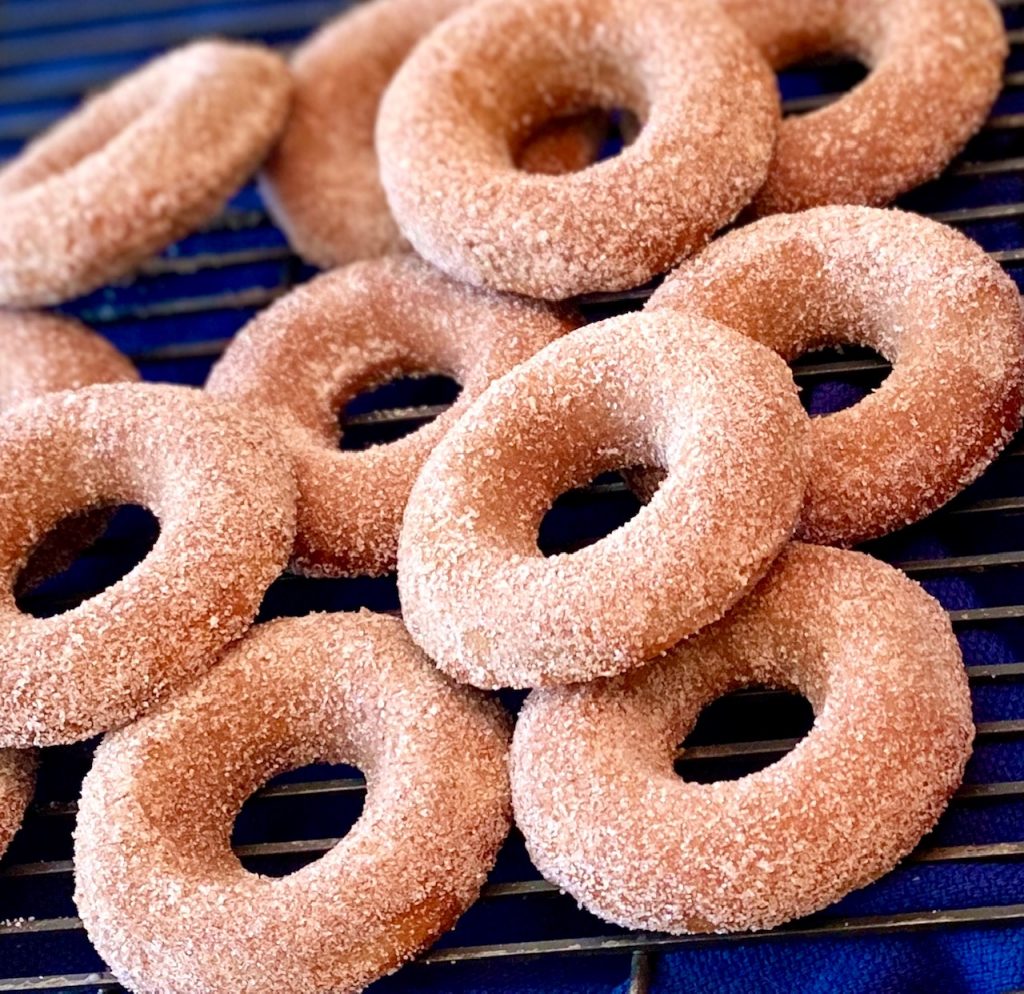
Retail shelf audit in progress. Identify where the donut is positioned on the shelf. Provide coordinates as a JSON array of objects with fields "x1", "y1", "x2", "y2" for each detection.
[
  {"x1": 0, "y1": 310, "x2": 138, "y2": 594},
  {"x1": 511, "y1": 543, "x2": 973, "y2": 934},
  {"x1": 398, "y1": 310, "x2": 810, "y2": 688},
  {"x1": 75, "y1": 610, "x2": 511, "y2": 994},
  {"x1": 206, "y1": 254, "x2": 577, "y2": 577},
  {"x1": 0, "y1": 310, "x2": 137, "y2": 411},
  {"x1": 647, "y1": 205, "x2": 1024, "y2": 546},
  {"x1": 0, "y1": 383, "x2": 296, "y2": 746},
  {"x1": 376, "y1": 0, "x2": 779, "y2": 300},
  {"x1": 0, "y1": 749, "x2": 36, "y2": 863},
  {"x1": 261, "y1": 0, "x2": 607, "y2": 268},
  {"x1": 720, "y1": 0, "x2": 1006, "y2": 214},
  {"x1": 0, "y1": 41, "x2": 292, "y2": 307}
]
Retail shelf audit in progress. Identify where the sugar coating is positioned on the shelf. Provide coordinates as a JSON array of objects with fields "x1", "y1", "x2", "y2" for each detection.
[
  {"x1": 261, "y1": 0, "x2": 603, "y2": 268},
  {"x1": 0, "y1": 40, "x2": 292, "y2": 307},
  {"x1": 74, "y1": 610, "x2": 511, "y2": 994},
  {"x1": 0, "y1": 310, "x2": 138, "y2": 410},
  {"x1": 511, "y1": 542, "x2": 974, "y2": 934},
  {"x1": 207, "y1": 254, "x2": 577, "y2": 578},
  {"x1": 0, "y1": 310, "x2": 139, "y2": 593},
  {"x1": 0, "y1": 748, "x2": 36, "y2": 863},
  {"x1": 398, "y1": 310, "x2": 810, "y2": 688},
  {"x1": 376, "y1": 0, "x2": 780, "y2": 300},
  {"x1": 720, "y1": 0, "x2": 1006, "y2": 214},
  {"x1": 0, "y1": 382, "x2": 297, "y2": 747},
  {"x1": 648, "y1": 205, "x2": 1024, "y2": 546}
]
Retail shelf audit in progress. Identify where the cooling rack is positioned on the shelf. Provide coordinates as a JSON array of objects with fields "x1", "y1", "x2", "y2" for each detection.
[{"x1": 5, "y1": 1, "x2": 1024, "y2": 991}]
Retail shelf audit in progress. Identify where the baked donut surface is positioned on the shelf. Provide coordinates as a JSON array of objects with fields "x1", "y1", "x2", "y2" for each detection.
[
  {"x1": 0, "y1": 310, "x2": 137, "y2": 410},
  {"x1": 0, "y1": 749, "x2": 36, "y2": 863},
  {"x1": 75, "y1": 611, "x2": 511, "y2": 994},
  {"x1": 511, "y1": 543, "x2": 973, "y2": 934},
  {"x1": 398, "y1": 310, "x2": 809, "y2": 688},
  {"x1": 648, "y1": 205, "x2": 1024, "y2": 546},
  {"x1": 0, "y1": 311, "x2": 138, "y2": 594},
  {"x1": 0, "y1": 40, "x2": 291, "y2": 307},
  {"x1": 206, "y1": 255, "x2": 576, "y2": 577},
  {"x1": 0, "y1": 383, "x2": 296, "y2": 746},
  {"x1": 720, "y1": 0, "x2": 1006, "y2": 213},
  {"x1": 377, "y1": 0, "x2": 779, "y2": 299}
]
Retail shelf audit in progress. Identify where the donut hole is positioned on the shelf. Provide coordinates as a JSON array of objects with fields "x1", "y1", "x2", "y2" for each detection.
[
  {"x1": 792, "y1": 344, "x2": 890, "y2": 416},
  {"x1": 15, "y1": 504, "x2": 159, "y2": 619},
  {"x1": 537, "y1": 469, "x2": 646, "y2": 556},
  {"x1": 776, "y1": 53, "x2": 869, "y2": 116},
  {"x1": 676, "y1": 687, "x2": 815, "y2": 784},
  {"x1": 231, "y1": 762, "x2": 366, "y2": 878},
  {"x1": 514, "y1": 108, "x2": 641, "y2": 173},
  {"x1": 338, "y1": 373, "x2": 462, "y2": 451}
]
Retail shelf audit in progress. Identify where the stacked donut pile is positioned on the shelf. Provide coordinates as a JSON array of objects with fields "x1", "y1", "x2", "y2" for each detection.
[{"x1": 0, "y1": 1, "x2": 1020, "y2": 992}]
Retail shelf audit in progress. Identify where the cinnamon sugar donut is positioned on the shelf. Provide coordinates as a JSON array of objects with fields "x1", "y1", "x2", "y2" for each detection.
[
  {"x1": 0, "y1": 311, "x2": 138, "y2": 594},
  {"x1": 398, "y1": 310, "x2": 809, "y2": 688},
  {"x1": 720, "y1": 0, "x2": 1006, "y2": 214},
  {"x1": 0, "y1": 41, "x2": 291, "y2": 307},
  {"x1": 75, "y1": 610, "x2": 511, "y2": 994},
  {"x1": 376, "y1": 0, "x2": 779, "y2": 300},
  {"x1": 0, "y1": 749, "x2": 36, "y2": 863},
  {"x1": 0, "y1": 310, "x2": 137, "y2": 410},
  {"x1": 511, "y1": 543, "x2": 973, "y2": 934},
  {"x1": 647, "y1": 205, "x2": 1024, "y2": 546},
  {"x1": 261, "y1": 0, "x2": 605, "y2": 268},
  {"x1": 0, "y1": 383, "x2": 296, "y2": 746},
  {"x1": 206, "y1": 255, "x2": 576, "y2": 577}
]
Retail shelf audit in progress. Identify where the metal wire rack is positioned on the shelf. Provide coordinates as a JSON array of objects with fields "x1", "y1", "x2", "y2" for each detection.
[{"x1": 6, "y1": 0, "x2": 1024, "y2": 991}]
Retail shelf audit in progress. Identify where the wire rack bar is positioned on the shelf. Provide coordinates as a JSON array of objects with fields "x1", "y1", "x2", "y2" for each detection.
[
  {"x1": 628, "y1": 950, "x2": 653, "y2": 994},
  {"x1": 9, "y1": 902, "x2": 1024, "y2": 992}
]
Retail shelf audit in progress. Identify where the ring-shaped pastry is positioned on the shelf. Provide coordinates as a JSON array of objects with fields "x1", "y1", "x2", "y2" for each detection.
[
  {"x1": 0, "y1": 41, "x2": 291, "y2": 306},
  {"x1": 0, "y1": 383, "x2": 296, "y2": 746},
  {"x1": 377, "y1": 0, "x2": 779, "y2": 299},
  {"x1": 261, "y1": 0, "x2": 606, "y2": 267},
  {"x1": 0, "y1": 310, "x2": 138, "y2": 594},
  {"x1": 720, "y1": 0, "x2": 1007, "y2": 214},
  {"x1": 398, "y1": 310, "x2": 809, "y2": 688},
  {"x1": 511, "y1": 543, "x2": 973, "y2": 933},
  {"x1": 206, "y1": 255, "x2": 576, "y2": 577},
  {"x1": 647, "y1": 205, "x2": 1024, "y2": 545},
  {"x1": 75, "y1": 611, "x2": 511, "y2": 994}
]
